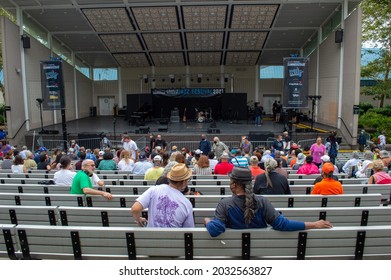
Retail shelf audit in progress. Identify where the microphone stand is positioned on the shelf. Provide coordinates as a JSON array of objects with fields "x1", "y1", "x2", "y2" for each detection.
[{"x1": 37, "y1": 99, "x2": 47, "y2": 134}]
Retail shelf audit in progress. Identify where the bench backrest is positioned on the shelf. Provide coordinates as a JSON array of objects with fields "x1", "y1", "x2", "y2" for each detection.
[
  {"x1": 2, "y1": 205, "x2": 391, "y2": 228},
  {"x1": 0, "y1": 192, "x2": 382, "y2": 208}
]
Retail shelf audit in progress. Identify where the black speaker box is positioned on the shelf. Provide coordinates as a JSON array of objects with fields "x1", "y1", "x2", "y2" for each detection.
[
  {"x1": 207, "y1": 128, "x2": 220, "y2": 134},
  {"x1": 335, "y1": 29, "x2": 343, "y2": 43},
  {"x1": 158, "y1": 126, "x2": 168, "y2": 132},
  {"x1": 138, "y1": 126, "x2": 150, "y2": 134},
  {"x1": 249, "y1": 132, "x2": 274, "y2": 142},
  {"x1": 21, "y1": 35, "x2": 30, "y2": 48}
]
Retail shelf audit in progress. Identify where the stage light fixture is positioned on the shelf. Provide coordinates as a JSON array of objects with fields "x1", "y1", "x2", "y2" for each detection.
[
  {"x1": 143, "y1": 74, "x2": 148, "y2": 83},
  {"x1": 197, "y1": 74, "x2": 202, "y2": 83},
  {"x1": 224, "y1": 74, "x2": 229, "y2": 83},
  {"x1": 169, "y1": 74, "x2": 175, "y2": 83}
]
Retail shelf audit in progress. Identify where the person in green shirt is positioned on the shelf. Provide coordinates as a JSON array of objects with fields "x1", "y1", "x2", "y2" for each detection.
[
  {"x1": 97, "y1": 152, "x2": 118, "y2": 170},
  {"x1": 70, "y1": 159, "x2": 113, "y2": 200}
]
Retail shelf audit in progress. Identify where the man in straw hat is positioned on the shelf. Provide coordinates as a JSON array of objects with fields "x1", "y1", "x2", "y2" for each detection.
[
  {"x1": 204, "y1": 166, "x2": 333, "y2": 237},
  {"x1": 131, "y1": 163, "x2": 194, "y2": 228}
]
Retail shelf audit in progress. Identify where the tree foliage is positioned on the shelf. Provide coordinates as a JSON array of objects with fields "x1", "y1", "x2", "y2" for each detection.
[{"x1": 360, "y1": 0, "x2": 391, "y2": 108}]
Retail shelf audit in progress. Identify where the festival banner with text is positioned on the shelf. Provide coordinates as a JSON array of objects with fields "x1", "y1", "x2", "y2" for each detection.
[
  {"x1": 40, "y1": 60, "x2": 65, "y2": 110},
  {"x1": 152, "y1": 88, "x2": 224, "y2": 98},
  {"x1": 283, "y1": 57, "x2": 309, "y2": 108}
]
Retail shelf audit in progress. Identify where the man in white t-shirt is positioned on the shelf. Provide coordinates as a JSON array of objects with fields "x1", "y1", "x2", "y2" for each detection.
[
  {"x1": 122, "y1": 135, "x2": 139, "y2": 160},
  {"x1": 131, "y1": 163, "x2": 194, "y2": 228}
]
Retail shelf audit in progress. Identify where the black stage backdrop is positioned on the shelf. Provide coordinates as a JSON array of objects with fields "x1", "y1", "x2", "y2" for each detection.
[{"x1": 127, "y1": 92, "x2": 247, "y2": 121}]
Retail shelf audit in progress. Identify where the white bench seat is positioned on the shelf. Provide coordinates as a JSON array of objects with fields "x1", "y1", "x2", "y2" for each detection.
[{"x1": 1, "y1": 224, "x2": 390, "y2": 260}]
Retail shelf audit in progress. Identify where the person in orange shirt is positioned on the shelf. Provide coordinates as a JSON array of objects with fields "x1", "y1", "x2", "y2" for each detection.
[
  {"x1": 311, "y1": 163, "x2": 344, "y2": 195},
  {"x1": 249, "y1": 156, "x2": 265, "y2": 178}
]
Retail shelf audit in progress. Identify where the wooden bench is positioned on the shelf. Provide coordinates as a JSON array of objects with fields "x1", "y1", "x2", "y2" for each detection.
[
  {"x1": 1, "y1": 224, "x2": 390, "y2": 260},
  {"x1": 2, "y1": 204, "x2": 391, "y2": 228},
  {"x1": 0, "y1": 205, "x2": 58, "y2": 226},
  {"x1": 0, "y1": 193, "x2": 85, "y2": 207}
]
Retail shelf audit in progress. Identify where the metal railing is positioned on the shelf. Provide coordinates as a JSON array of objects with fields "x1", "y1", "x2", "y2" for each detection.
[
  {"x1": 297, "y1": 139, "x2": 316, "y2": 149},
  {"x1": 36, "y1": 137, "x2": 68, "y2": 151}
]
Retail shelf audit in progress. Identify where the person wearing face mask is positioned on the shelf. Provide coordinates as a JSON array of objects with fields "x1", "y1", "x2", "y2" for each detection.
[
  {"x1": 199, "y1": 134, "x2": 211, "y2": 156},
  {"x1": 212, "y1": 136, "x2": 229, "y2": 160}
]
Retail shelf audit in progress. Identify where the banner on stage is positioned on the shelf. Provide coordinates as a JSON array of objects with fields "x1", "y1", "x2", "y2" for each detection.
[
  {"x1": 152, "y1": 88, "x2": 224, "y2": 98},
  {"x1": 40, "y1": 60, "x2": 65, "y2": 110},
  {"x1": 283, "y1": 57, "x2": 309, "y2": 108}
]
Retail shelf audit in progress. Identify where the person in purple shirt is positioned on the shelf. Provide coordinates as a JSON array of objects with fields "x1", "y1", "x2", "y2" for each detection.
[
  {"x1": 131, "y1": 163, "x2": 194, "y2": 228},
  {"x1": 310, "y1": 137, "x2": 326, "y2": 167}
]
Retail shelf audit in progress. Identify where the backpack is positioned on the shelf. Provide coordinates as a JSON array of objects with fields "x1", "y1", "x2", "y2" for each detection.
[{"x1": 329, "y1": 142, "x2": 338, "y2": 157}]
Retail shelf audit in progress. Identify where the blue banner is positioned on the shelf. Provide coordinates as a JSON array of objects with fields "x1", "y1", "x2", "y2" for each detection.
[
  {"x1": 151, "y1": 88, "x2": 224, "y2": 98},
  {"x1": 40, "y1": 61, "x2": 65, "y2": 110},
  {"x1": 283, "y1": 57, "x2": 309, "y2": 108}
]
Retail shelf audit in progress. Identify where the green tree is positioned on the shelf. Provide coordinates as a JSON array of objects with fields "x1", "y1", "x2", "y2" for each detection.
[{"x1": 360, "y1": 0, "x2": 391, "y2": 108}]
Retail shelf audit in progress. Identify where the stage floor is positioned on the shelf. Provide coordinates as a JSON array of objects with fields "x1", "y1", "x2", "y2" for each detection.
[
  {"x1": 28, "y1": 115, "x2": 336, "y2": 143},
  {"x1": 34, "y1": 116, "x2": 287, "y2": 136}
]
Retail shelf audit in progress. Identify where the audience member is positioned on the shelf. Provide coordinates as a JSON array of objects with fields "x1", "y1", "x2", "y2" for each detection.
[
  {"x1": 23, "y1": 151, "x2": 37, "y2": 170},
  {"x1": 208, "y1": 152, "x2": 219, "y2": 171},
  {"x1": 368, "y1": 160, "x2": 391, "y2": 184},
  {"x1": 37, "y1": 153, "x2": 51, "y2": 170},
  {"x1": 132, "y1": 153, "x2": 153, "y2": 175},
  {"x1": 131, "y1": 163, "x2": 194, "y2": 228},
  {"x1": 249, "y1": 156, "x2": 265, "y2": 177},
  {"x1": 1, "y1": 150, "x2": 14, "y2": 170},
  {"x1": 122, "y1": 135, "x2": 139, "y2": 161},
  {"x1": 154, "y1": 134, "x2": 167, "y2": 151},
  {"x1": 297, "y1": 155, "x2": 320, "y2": 175},
  {"x1": 199, "y1": 134, "x2": 211, "y2": 156},
  {"x1": 319, "y1": 155, "x2": 339, "y2": 174},
  {"x1": 163, "y1": 151, "x2": 182, "y2": 176},
  {"x1": 192, "y1": 155, "x2": 212, "y2": 175},
  {"x1": 70, "y1": 159, "x2": 112, "y2": 199},
  {"x1": 275, "y1": 158, "x2": 288, "y2": 178},
  {"x1": 213, "y1": 152, "x2": 234, "y2": 175},
  {"x1": 292, "y1": 153, "x2": 305, "y2": 170},
  {"x1": 11, "y1": 155, "x2": 26, "y2": 173},
  {"x1": 230, "y1": 149, "x2": 249, "y2": 167},
  {"x1": 240, "y1": 136, "x2": 253, "y2": 156},
  {"x1": 117, "y1": 150, "x2": 135, "y2": 172},
  {"x1": 253, "y1": 158, "x2": 290, "y2": 195},
  {"x1": 342, "y1": 151, "x2": 361, "y2": 175},
  {"x1": 380, "y1": 150, "x2": 391, "y2": 168},
  {"x1": 355, "y1": 151, "x2": 374, "y2": 178},
  {"x1": 311, "y1": 163, "x2": 344, "y2": 195},
  {"x1": 310, "y1": 137, "x2": 326, "y2": 167},
  {"x1": 204, "y1": 166, "x2": 332, "y2": 237},
  {"x1": 144, "y1": 155, "x2": 164, "y2": 180},
  {"x1": 97, "y1": 152, "x2": 117, "y2": 170},
  {"x1": 212, "y1": 137, "x2": 229, "y2": 160},
  {"x1": 54, "y1": 156, "x2": 76, "y2": 186}
]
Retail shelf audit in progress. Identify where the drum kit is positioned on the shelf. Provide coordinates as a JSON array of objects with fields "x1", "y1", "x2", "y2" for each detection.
[{"x1": 195, "y1": 108, "x2": 213, "y2": 123}]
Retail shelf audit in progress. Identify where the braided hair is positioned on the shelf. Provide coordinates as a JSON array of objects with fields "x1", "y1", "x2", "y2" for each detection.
[
  {"x1": 233, "y1": 179, "x2": 256, "y2": 225},
  {"x1": 264, "y1": 158, "x2": 278, "y2": 188}
]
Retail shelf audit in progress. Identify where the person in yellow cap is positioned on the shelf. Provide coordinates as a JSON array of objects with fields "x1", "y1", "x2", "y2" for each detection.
[
  {"x1": 131, "y1": 163, "x2": 194, "y2": 228},
  {"x1": 311, "y1": 163, "x2": 344, "y2": 195}
]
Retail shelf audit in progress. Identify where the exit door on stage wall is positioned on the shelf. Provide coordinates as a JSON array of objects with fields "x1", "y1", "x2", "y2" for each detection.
[{"x1": 98, "y1": 96, "x2": 115, "y2": 116}]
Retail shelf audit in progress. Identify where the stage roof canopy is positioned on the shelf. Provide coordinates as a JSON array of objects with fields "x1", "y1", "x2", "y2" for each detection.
[{"x1": 0, "y1": 0, "x2": 362, "y2": 68}]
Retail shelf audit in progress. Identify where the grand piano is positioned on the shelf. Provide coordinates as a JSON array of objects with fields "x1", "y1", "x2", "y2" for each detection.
[{"x1": 128, "y1": 102, "x2": 152, "y2": 126}]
